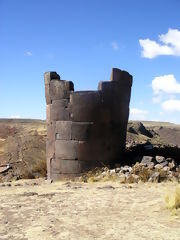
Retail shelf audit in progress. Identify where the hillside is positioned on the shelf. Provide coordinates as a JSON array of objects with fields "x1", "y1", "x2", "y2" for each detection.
[{"x1": 0, "y1": 119, "x2": 46, "y2": 182}]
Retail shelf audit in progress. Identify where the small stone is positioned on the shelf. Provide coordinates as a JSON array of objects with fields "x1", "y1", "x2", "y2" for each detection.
[
  {"x1": 167, "y1": 174, "x2": 177, "y2": 182},
  {"x1": 97, "y1": 185, "x2": 115, "y2": 190},
  {"x1": 141, "y1": 156, "x2": 154, "y2": 166},
  {"x1": 160, "y1": 161, "x2": 168, "y2": 168},
  {"x1": 132, "y1": 174, "x2": 140, "y2": 183},
  {"x1": 109, "y1": 169, "x2": 116, "y2": 175},
  {"x1": 147, "y1": 162, "x2": 155, "y2": 169},
  {"x1": 121, "y1": 166, "x2": 132, "y2": 173},
  {"x1": 101, "y1": 171, "x2": 108, "y2": 177},
  {"x1": 148, "y1": 172, "x2": 160, "y2": 183},
  {"x1": 155, "y1": 164, "x2": 163, "y2": 169},
  {"x1": 166, "y1": 158, "x2": 174, "y2": 162},
  {"x1": 45, "y1": 179, "x2": 53, "y2": 184},
  {"x1": 119, "y1": 174, "x2": 126, "y2": 183},
  {"x1": 115, "y1": 168, "x2": 121, "y2": 173},
  {"x1": 168, "y1": 161, "x2": 176, "y2": 170},
  {"x1": 163, "y1": 166, "x2": 170, "y2": 172},
  {"x1": 155, "y1": 156, "x2": 165, "y2": 163}
]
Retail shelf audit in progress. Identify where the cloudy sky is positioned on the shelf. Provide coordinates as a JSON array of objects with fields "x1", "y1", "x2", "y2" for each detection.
[{"x1": 0, "y1": 0, "x2": 180, "y2": 123}]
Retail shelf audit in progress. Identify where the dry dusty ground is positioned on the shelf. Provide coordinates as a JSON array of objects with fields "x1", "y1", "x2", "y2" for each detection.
[{"x1": 0, "y1": 179, "x2": 179, "y2": 240}]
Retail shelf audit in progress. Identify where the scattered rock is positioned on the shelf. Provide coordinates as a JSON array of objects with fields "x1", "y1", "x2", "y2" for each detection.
[
  {"x1": 169, "y1": 161, "x2": 176, "y2": 170},
  {"x1": 159, "y1": 161, "x2": 168, "y2": 168},
  {"x1": 163, "y1": 166, "x2": 170, "y2": 172},
  {"x1": 155, "y1": 156, "x2": 165, "y2": 163},
  {"x1": 148, "y1": 172, "x2": 160, "y2": 183},
  {"x1": 121, "y1": 166, "x2": 132, "y2": 173},
  {"x1": 119, "y1": 174, "x2": 126, "y2": 183},
  {"x1": 97, "y1": 185, "x2": 115, "y2": 190},
  {"x1": 24, "y1": 192, "x2": 38, "y2": 197},
  {"x1": 155, "y1": 164, "x2": 163, "y2": 170},
  {"x1": 141, "y1": 156, "x2": 154, "y2": 166},
  {"x1": 0, "y1": 164, "x2": 12, "y2": 174}
]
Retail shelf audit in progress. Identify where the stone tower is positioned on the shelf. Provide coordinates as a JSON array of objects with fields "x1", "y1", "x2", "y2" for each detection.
[{"x1": 45, "y1": 68, "x2": 132, "y2": 180}]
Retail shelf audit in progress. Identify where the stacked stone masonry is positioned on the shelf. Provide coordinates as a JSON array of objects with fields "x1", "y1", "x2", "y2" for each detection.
[{"x1": 45, "y1": 68, "x2": 133, "y2": 180}]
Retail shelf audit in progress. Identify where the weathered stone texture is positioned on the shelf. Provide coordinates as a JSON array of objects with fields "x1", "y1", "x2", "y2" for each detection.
[{"x1": 45, "y1": 68, "x2": 132, "y2": 180}]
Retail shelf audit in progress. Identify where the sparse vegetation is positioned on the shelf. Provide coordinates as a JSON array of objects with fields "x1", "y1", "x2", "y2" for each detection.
[{"x1": 165, "y1": 186, "x2": 180, "y2": 215}]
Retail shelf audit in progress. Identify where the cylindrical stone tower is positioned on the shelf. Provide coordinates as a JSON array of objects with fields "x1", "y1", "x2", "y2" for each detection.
[{"x1": 44, "y1": 68, "x2": 132, "y2": 180}]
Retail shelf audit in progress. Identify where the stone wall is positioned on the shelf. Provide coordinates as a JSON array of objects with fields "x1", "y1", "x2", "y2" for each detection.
[{"x1": 44, "y1": 68, "x2": 133, "y2": 180}]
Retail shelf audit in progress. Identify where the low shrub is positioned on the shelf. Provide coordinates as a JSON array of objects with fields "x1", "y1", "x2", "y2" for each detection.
[{"x1": 165, "y1": 186, "x2": 180, "y2": 215}]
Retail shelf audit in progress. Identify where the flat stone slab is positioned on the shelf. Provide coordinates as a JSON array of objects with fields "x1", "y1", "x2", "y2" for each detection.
[
  {"x1": 55, "y1": 140, "x2": 79, "y2": 160},
  {"x1": 70, "y1": 91, "x2": 101, "y2": 122},
  {"x1": 51, "y1": 159, "x2": 84, "y2": 174},
  {"x1": 49, "y1": 80, "x2": 73, "y2": 101},
  {"x1": 56, "y1": 121, "x2": 72, "y2": 140}
]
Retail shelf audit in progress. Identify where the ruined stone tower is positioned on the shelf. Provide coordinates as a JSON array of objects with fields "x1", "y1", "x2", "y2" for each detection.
[{"x1": 45, "y1": 68, "x2": 132, "y2": 180}]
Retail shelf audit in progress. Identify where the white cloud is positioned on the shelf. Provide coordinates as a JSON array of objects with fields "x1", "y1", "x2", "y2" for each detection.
[
  {"x1": 161, "y1": 99, "x2": 180, "y2": 112},
  {"x1": 25, "y1": 51, "x2": 32, "y2": 56},
  {"x1": 10, "y1": 115, "x2": 21, "y2": 118},
  {"x1": 139, "y1": 28, "x2": 180, "y2": 58},
  {"x1": 111, "y1": 41, "x2": 119, "y2": 51},
  {"x1": 152, "y1": 74, "x2": 180, "y2": 95},
  {"x1": 129, "y1": 108, "x2": 148, "y2": 120}
]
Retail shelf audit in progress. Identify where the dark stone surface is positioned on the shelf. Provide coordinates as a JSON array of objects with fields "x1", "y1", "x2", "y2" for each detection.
[
  {"x1": 44, "y1": 72, "x2": 60, "y2": 85},
  {"x1": 55, "y1": 140, "x2": 79, "y2": 160},
  {"x1": 55, "y1": 121, "x2": 72, "y2": 140},
  {"x1": 49, "y1": 102, "x2": 70, "y2": 121},
  {"x1": 71, "y1": 122, "x2": 93, "y2": 141},
  {"x1": 141, "y1": 156, "x2": 154, "y2": 165},
  {"x1": 49, "y1": 80, "x2": 73, "y2": 101},
  {"x1": 70, "y1": 91, "x2": 102, "y2": 122},
  {"x1": 51, "y1": 159, "x2": 84, "y2": 174},
  {"x1": 47, "y1": 123, "x2": 55, "y2": 141}
]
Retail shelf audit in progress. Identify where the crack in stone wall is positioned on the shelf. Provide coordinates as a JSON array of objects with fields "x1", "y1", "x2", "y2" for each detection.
[{"x1": 44, "y1": 68, "x2": 133, "y2": 180}]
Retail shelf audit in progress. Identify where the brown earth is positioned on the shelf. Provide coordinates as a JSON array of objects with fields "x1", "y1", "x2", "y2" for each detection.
[
  {"x1": 0, "y1": 119, "x2": 46, "y2": 182},
  {"x1": 0, "y1": 179, "x2": 179, "y2": 240}
]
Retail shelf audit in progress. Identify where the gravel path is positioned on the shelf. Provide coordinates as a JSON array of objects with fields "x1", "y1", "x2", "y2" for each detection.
[{"x1": 0, "y1": 179, "x2": 179, "y2": 240}]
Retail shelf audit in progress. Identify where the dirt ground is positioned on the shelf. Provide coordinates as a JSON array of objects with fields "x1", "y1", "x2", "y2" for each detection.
[{"x1": 0, "y1": 180, "x2": 179, "y2": 240}]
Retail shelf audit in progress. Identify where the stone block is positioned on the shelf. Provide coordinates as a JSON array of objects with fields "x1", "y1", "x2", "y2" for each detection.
[
  {"x1": 46, "y1": 104, "x2": 51, "y2": 124},
  {"x1": 49, "y1": 172, "x2": 80, "y2": 181},
  {"x1": 55, "y1": 121, "x2": 72, "y2": 140},
  {"x1": 50, "y1": 100, "x2": 70, "y2": 121},
  {"x1": 70, "y1": 91, "x2": 101, "y2": 121},
  {"x1": 46, "y1": 140, "x2": 55, "y2": 160},
  {"x1": 99, "y1": 81, "x2": 132, "y2": 103},
  {"x1": 71, "y1": 122, "x2": 93, "y2": 140},
  {"x1": 52, "y1": 99, "x2": 69, "y2": 108},
  {"x1": 141, "y1": 156, "x2": 154, "y2": 165},
  {"x1": 45, "y1": 84, "x2": 51, "y2": 104},
  {"x1": 51, "y1": 159, "x2": 84, "y2": 174},
  {"x1": 55, "y1": 140, "x2": 79, "y2": 160},
  {"x1": 49, "y1": 80, "x2": 74, "y2": 100},
  {"x1": 44, "y1": 71, "x2": 60, "y2": 85},
  {"x1": 110, "y1": 68, "x2": 132, "y2": 86},
  {"x1": 46, "y1": 157, "x2": 53, "y2": 179},
  {"x1": 47, "y1": 123, "x2": 55, "y2": 141},
  {"x1": 77, "y1": 140, "x2": 109, "y2": 164}
]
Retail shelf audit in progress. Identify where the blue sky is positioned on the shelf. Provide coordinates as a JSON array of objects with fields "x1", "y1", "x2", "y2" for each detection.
[{"x1": 0, "y1": 0, "x2": 180, "y2": 123}]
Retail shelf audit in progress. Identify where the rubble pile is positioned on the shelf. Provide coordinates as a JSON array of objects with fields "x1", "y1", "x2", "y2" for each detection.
[{"x1": 81, "y1": 156, "x2": 180, "y2": 183}]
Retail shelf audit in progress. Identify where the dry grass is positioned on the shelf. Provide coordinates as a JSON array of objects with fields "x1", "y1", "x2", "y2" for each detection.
[
  {"x1": 21, "y1": 159, "x2": 47, "y2": 179},
  {"x1": 165, "y1": 185, "x2": 180, "y2": 215},
  {"x1": 132, "y1": 163, "x2": 153, "y2": 182},
  {"x1": 81, "y1": 167, "x2": 118, "y2": 183}
]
